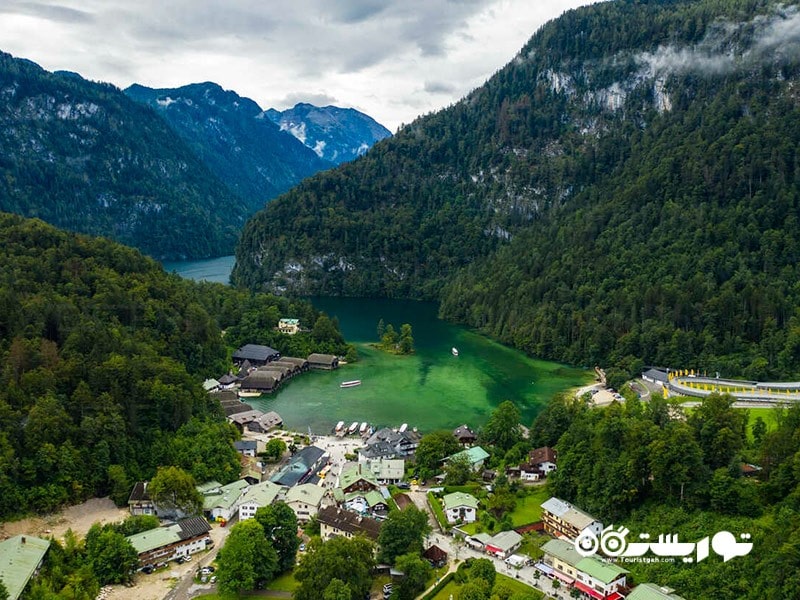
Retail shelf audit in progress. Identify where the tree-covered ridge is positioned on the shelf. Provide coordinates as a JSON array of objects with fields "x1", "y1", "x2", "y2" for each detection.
[
  {"x1": 0, "y1": 213, "x2": 351, "y2": 519},
  {"x1": 0, "y1": 52, "x2": 247, "y2": 260},
  {"x1": 235, "y1": 0, "x2": 800, "y2": 378}
]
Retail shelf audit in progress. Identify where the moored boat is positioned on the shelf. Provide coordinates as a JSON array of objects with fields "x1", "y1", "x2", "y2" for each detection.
[
  {"x1": 452, "y1": 347, "x2": 459, "y2": 356},
  {"x1": 340, "y1": 380, "x2": 362, "y2": 388},
  {"x1": 348, "y1": 421, "x2": 359, "y2": 434},
  {"x1": 399, "y1": 423, "x2": 408, "y2": 433},
  {"x1": 335, "y1": 420, "x2": 345, "y2": 432},
  {"x1": 238, "y1": 390, "x2": 261, "y2": 398},
  {"x1": 359, "y1": 422, "x2": 368, "y2": 434}
]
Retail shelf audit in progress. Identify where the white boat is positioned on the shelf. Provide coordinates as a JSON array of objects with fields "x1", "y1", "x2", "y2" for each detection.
[
  {"x1": 452, "y1": 347, "x2": 459, "y2": 356},
  {"x1": 238, "y1": 390, "x2": 261, "y2": 398},
  {"x1": 399, "y1": 423, "x2": 408, "y2": 433},
  {"x1": 348, "y1": 421, "x2": 359, "y2": 434},
  {"x1": 335, "y1": 421, "x2": 345, "y2": 432},
  {"x1": 340, "y1": 380, "x2": 362, "y2": 388},
  {"x1": 359, "y1": 422, "x2": 368, "y2": 434}
]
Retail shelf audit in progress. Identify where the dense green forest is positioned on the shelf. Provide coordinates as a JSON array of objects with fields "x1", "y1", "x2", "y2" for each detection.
[
  {"x1": 0, "y1": 213, "x2": 352, "y2": 519},
  {"x1": 0, "y1": 52, "x2": 247, "y2": 259},
  {"x1": 529, "y1": 391, "x2": 800, "y2": 599},
  {"x1": 234, "y1": 0, "x2": 800, "y2": 379}
]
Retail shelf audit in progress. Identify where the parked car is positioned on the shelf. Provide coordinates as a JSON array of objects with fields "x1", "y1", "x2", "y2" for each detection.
[
  {"x1": 299, "y1": 543, "x2": 306, "y2": 552},
  {"x1": 183, "y1": 554, "x2": 192, "y2": 562},
  {"x1": 141, "y1": 564, "x2": 154, "y2": 574},
  {"x1": 396, "y1": 482, "x2": 410, "y2": 489}
]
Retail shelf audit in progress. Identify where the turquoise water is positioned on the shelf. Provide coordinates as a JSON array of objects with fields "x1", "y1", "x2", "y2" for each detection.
[
  {"x1": 162, "y1": 255, "x2": 235, "y2": 284},
  {"x1": 162, "y1": 258, "x2": 591, "y2": 433}
]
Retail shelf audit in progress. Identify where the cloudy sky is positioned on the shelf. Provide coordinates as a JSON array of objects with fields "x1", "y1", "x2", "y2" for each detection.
[{"x1": 0, "y1": 0, "x2": 595, "y2": 131}]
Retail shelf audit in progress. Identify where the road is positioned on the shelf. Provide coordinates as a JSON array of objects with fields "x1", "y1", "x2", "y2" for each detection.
[{"x1": 163, "y1": 523, "x2": 231, "y2": 600}]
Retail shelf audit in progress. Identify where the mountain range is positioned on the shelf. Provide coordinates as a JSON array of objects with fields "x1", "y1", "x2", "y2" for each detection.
[
  {"x1": 265, "y1": 103, "x2": 391, "y2": 165},
  {"x1": 0, "y1": 53, "x2": 390, "y2": 258},
  {"x1": 233, "y1": 0, "x2": 800, "y2": 381},
  {"x1": 0, "y1": 52, "x2": 246, "y2": 260}
]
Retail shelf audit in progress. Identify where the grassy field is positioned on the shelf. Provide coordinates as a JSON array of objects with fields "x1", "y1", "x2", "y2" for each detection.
[
  {"x1": 266, "y1": 571, "x2": 299, "y2": 592},
  {"x1": 509, "y1": 486, "x2": 550, "y2": 527},
  {"x1": 429, "y1": 573, "x2": 543, "y2": 600}
]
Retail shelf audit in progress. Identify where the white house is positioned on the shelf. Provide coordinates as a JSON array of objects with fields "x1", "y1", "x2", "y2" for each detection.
[
  {"x1": 285, "y1": 484, "x2": 326, "y2": 523},
  {"x1": 238, "y1": 482, "x2": 285, "y2": 521},
  {"x1": 201, "y1": 479, "x2": 250, "y2": 522},
  {"x1": 442, "y1": 492, "x2": 478, "y2": 524}
]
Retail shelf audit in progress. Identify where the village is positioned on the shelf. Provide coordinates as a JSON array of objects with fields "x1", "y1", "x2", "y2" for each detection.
[
  {"x1": 0, "y1": 409, "x2": 684, "y2": 600},
  {"x1": 1, "y1": 338, "x2": 701, "y2": 600}
]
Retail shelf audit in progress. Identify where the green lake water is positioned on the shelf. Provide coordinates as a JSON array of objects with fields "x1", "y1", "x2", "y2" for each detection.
[{"x1": 162, "y1": 258, "x2": 592, "y2": 434}]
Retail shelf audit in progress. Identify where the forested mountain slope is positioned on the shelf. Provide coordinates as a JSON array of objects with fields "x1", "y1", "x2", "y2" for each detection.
[
  {"x1": 0, "y1": 213, "x2": 351, "y2": 518},
  {"x1": 0, "y1": 52, "x2": 247, "y2": 260},
  {"x1": 125, "y1": 83, "x2": 334, "y2": 213},
  {"x1": 235, "y1": 0, "x2": 800, "y2": 379}
]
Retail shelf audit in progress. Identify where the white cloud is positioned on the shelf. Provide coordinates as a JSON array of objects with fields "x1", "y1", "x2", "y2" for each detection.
[{"x1": 0, "y1": 0, "x2": 595, "y2": 130}]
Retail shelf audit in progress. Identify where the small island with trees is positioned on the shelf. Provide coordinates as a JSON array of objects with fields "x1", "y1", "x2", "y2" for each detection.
[{"x1": 375, "y1": 319, "x2": 415, "y2": 355}]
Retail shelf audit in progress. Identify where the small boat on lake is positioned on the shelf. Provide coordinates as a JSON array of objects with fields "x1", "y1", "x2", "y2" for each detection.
[
  {"x1": 359, "y1": 422, "x2": 368, "y2": 434},
  {"x1": 452, "y1": 347, "x2": 459, "y2": 356},
  {"x1": 399, "y1": 423, "x2": 408, "y2": 433},
  {"x1": 340, "y1": 380, "x2": 362, "y2": 388},
  {"x1": 348, "y1": 421, "x2": 359, "y2": 434},
  {"x1": 238, "y1": 390, "x2": 262, "y2": 398},
  {"x1": 335, "y1": 420, "x2": 345, "y2": 432}
]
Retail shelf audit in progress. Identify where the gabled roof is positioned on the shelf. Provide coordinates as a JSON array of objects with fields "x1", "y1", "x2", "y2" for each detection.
[
  {"x1": 423, "y1": 545, "x2": 448, "y2": 562},
  {"x1": 270, "y1": 446, "x2": 326, "y2": 487},
  {"x1": 218, "y1": 373, "x2": 240, "y2": 385},
  {"x1": 542, "y1": 538, "x2": 584, "y2": 567},
  {"x1": 345, "y1": 489, "x2": 387, "y2": 508},
  {"x1": 364, "y1": 458, "x2": 405, "y2": 480},
  {"x1": 233, "y1": 344, "x2": 279, "y2": 362},
  {"x1": 234, "y1": 440, "x2": 257, "y2": 452},
  {"x1": 529, "y1": 447, "x2": 557, "y2": 465},
  {"x1": 575, "y1": 557, "x2": 629, "y2": 584},
  {"x1": 128, "y1": 481, "x2": 151, "y2": 503},
  {"x1": 203, "y1": 378, "x2": 220, "y2": 391},
  {"x1": 541, "y1": 497, "x2": 599, "y2": 530},
  {"x1": 239, "y1": 481, "x2": 284, "y2": 508},
  {"x1": 486, "y1": 530, "x2": 522, "y2": 552},
  {"x1": 446, "y1": 446, "x2": 490, "y2": 465},
  {"x1": 307, "y1": 353, "x2": 337, "y2": 364},
  {"x1": 228, "y1": 410, "x2": 264, "y2": 425},
  {"x1": 339, "y1": 463, "x2": 379, "y2": 489},
  {"x1": 317, "y1": 506, "x2": 382, "y2": 540},
  {"x1": 453, "y1": 424, "x2": 476, "y2": 439},
  {"x1": 126, "y1": 518, "x2": 209, "y2": 555},
  {"x1": 202, "y1": 479, "x2": 250, "y2": 511},
  {"x1": 442, "y1": 492, "x2": 479, "y2": 511},
  {"x1": 642, "y1": 368, "x2": 668, "y2": 383},
  {"x1": 0, "y1": 535, "x2": 50, "y2": 600},
  {"x1": 177, "y1": 517, "x2": 212, "y2": 540},
  {"x1": 197, "y1": 481, "x2": 223, "y2": 495},
  {"x1": 285, "y1": 483, "x2": 326, "y2": 507}
]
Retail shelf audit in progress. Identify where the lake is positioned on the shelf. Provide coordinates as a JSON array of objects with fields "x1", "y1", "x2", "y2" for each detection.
[{"x1": 163, "y1": 257, "x2": 591, "y2": 433}]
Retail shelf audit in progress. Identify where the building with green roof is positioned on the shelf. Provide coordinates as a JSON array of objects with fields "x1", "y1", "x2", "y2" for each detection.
[
  {"x1": 201, "y1": 479, "x2": 250, "y2": 521},
  {"x1": 442, "y1": 492, "x2": 479, "y2": 523},
  {"x1": 238, "y1": 481, "x2": 285, "y2": 521},
  {"x1": 285, "y1": 483, "x2": 327, "y2": 522},
  {"x1": 445, "y1": 446, "x2": 490, "y2": 471},
  {"x1": 0, "y1": 535, "x2": 50, "y2": 600},
  {"x1": 627, "y1": 583, "x2": 686, "y2": 600},
  {"x1": 338, "y1": 463, "x2": 379, "y2": 493},
  {"x1": 126, "y1": 517, "x2": 211, "y2": 566},
  {"x1": 540, "y1": 538, "x2": 628, "y2": 598},
  {"x1": 343, "y1": 489, "x2": 389, "y2": 517}
]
